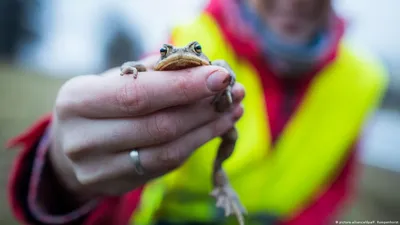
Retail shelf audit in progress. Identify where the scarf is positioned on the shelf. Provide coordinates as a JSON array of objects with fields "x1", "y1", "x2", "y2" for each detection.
[{"x1": 233, "y1": 0, "x2": 340, "y2": 76}]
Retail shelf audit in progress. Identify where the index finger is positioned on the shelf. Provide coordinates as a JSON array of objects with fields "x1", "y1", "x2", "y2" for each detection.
[{"x1": 64, "y1": 64, "x2": 232, "y2": 118}]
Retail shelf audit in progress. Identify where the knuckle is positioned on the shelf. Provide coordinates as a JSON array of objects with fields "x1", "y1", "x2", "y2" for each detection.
[
  {"x1": 70, "y1": 158, "x2": 106, "y2": 189},
  {"x1": 116, "y1": 81, "x2": 150, "y2": 114},
  {"x1": 157, "y1": 147, "x2": 184, "y2": 170},
  {"x1": 75, "y1": 170, "x2": 100, "y2": 187},
  {"x1": 55, "y1": 87, "x2": 77, "y2": 118},
  {"x1": 173, "y1": 74, "x2": 193, "y2": 103},
  {"x1": 213, "y1": 116, "x2": 233, "y2": 137},
  {"x1": 63, "y1": 142, "x2": 84, "y2": 161},
  {"x1": 55, "y1": 76, "x2": 94, "y2": 118},
  {"x1": 62, "y1": 137, "x2": 79, "y2": 159},
  {"x1": 149, "y1": 114, "x2": 178, "y2": 142},
  {"x1": 62, "y1": 134, "x2": 93, "y2": 161},
  {"x1": 72, "y1": 159, "x2": 105, "y2": 188},
  {"x1": 54, "y1": 95, "x2": 73, "y2": 119}
]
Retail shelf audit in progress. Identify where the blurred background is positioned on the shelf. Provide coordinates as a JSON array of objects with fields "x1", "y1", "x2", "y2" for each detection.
[{"x1": 0, "y1": 0, "x2": 399, "y2": 224}]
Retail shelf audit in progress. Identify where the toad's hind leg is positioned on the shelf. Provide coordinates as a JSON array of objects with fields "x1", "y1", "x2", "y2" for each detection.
[
  {"x1": 210, "y1": 128, "x2": 247, "y2": 225},
  {"x1": 120, "y1": 61, "x2": 147, "y2": 79},
  {"x1": 210, "y1": 59, "x2": 246, "y2": 225}
]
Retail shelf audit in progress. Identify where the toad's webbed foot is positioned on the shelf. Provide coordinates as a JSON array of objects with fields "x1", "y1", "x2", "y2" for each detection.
[
  {"x1": 210, "y1": 172, "x2": 247, "y2": 225},
  {"x1": 120, "y1": 61, "x2": 147, "y2": 79}
]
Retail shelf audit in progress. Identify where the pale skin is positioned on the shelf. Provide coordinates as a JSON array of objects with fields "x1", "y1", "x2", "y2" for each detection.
[
  {"x1": 48, "y1": 0, "x2": 331, "y2": 223},
  {"x1": 49, "y1": 56, "x2": 245, "y2": 203},
  {"x1": 121, "y1": 41, "x2": 246, "y2": 225},
  {"x1": 248, "y1": 0, "x2": 331, "y2": 45}
]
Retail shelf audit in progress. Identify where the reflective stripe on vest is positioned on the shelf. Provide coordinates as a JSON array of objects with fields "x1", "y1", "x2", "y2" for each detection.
[{"x1": 131, "y1": 12, "x2": 388, "y2": 225}]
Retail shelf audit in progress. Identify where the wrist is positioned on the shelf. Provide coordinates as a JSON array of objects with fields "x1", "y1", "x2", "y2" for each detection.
[{"x1": 26, "y1": 122, "x2": 99, "y2": 224}]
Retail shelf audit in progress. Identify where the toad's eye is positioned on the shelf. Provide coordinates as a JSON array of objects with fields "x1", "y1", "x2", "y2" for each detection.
[
  {"x1": 194, "y1": 43, "x2": 202, "y2": 53},
  {"x1": 160, "y1": 47, "x2": 167, "y2": 56}
]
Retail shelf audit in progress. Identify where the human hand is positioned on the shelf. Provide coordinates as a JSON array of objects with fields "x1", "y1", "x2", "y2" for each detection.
[{"x1": 48, "y1": 55, "x2": 245, "y2": 201}]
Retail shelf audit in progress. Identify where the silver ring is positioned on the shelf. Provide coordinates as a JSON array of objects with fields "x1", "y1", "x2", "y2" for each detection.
[{"x1": 129, "y1": 149, "x2": 145, "y2": 175}]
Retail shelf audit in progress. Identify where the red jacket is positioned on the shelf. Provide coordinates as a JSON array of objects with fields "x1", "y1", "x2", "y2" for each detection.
[{"x1": 7, "y1": 1, "x2": 358, "y2": 225}]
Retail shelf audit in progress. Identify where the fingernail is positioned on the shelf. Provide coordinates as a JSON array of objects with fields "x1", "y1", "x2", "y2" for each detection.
[
  {"x1": 207, "y1": 69, "x2": 229, "y2": 92},
  {"x1": 232, "y1": 85, "x2": 245, "y2": 103},
  {"x1": 233, "y1": 92, "x2": 245, "y2": 103}
]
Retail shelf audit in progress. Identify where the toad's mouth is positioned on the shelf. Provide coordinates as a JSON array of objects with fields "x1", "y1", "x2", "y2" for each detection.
[{"x1": 154, "y1": 54, "x2": 210, "y2": 71}]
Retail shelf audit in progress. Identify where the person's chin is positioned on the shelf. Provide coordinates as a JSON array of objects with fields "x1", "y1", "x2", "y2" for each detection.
[{"x1": 271, "y1": 17, "x2": 314, "y2": 43}]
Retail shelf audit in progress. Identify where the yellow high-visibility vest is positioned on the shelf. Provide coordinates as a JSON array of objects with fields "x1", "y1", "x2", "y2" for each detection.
[{"x1": 131, "y1": 11, "x2": 387, "y2": 225}]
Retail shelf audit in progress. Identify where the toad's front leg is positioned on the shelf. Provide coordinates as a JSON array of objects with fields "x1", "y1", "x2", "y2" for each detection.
[
  {"x1": 120, "y1": 61, "x2": 147, "y2": 79},
  {"x1": 210, "y1": 60, "x2": 236, "y2": 112},
  {"x1": 210, "y1": 60, "x2": 246, "y2": 225}
]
